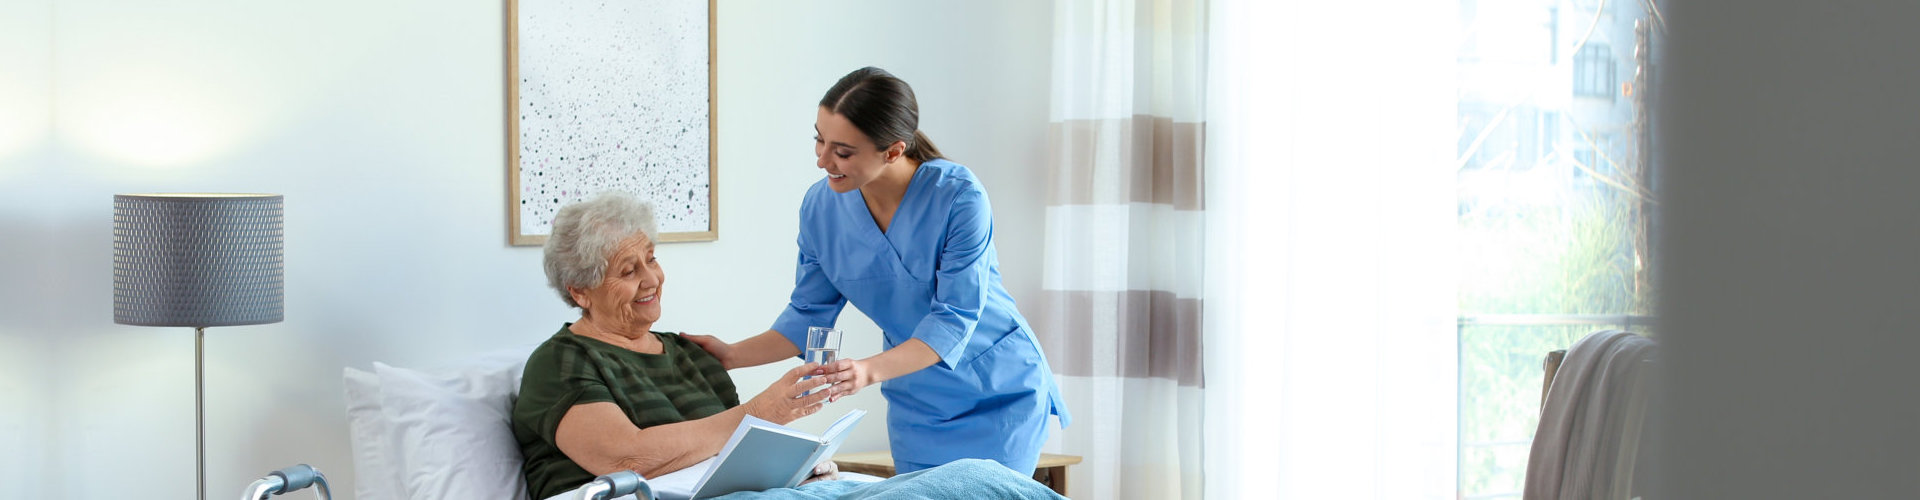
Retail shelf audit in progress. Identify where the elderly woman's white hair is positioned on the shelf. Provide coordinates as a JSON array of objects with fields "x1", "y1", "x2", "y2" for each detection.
[{"x1": 542, "y1": 192, "x2": 659, "y2": 308}]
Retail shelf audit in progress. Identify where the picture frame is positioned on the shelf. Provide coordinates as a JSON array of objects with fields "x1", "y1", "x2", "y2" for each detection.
[{"x1": 507, "y1": 0, "x2": 718, "y2": 245}]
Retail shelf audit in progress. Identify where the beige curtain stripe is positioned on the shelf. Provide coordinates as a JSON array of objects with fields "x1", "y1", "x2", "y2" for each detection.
[
  {"x1": 1046, "y1": 2, "x2": 1209, "y2": 496},
  {"x1": 1035, "y1": 289, "x2": 1205, "y2": 387},
  {"x1": 1047, "y1": 115, "x2": 1206, "y2": 210}
]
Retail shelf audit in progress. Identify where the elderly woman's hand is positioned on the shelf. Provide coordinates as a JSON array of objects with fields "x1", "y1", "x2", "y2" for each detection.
[
  {"x1": 813, "y1": 359, "x2": 873, "y2": 403},
  {"x1": 742, "y1": 363, "x2": 836, "y2": 424},
  {"x1": 799, "y1": 460, "x2": 839, "y2": 485}
]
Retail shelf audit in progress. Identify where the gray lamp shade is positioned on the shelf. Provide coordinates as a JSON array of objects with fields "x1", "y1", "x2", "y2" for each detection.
[{"x1": 114, "y1": 193, "x2": 284, "y2": 327}]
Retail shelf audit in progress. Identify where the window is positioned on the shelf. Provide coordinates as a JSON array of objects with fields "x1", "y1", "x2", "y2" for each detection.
[
  {"x1": 1456, "y1": 1, "x2": 1657, "y2": 498},
  {"x1": 1574, "y1": 43, "x2": 1616, "y2": 100}
]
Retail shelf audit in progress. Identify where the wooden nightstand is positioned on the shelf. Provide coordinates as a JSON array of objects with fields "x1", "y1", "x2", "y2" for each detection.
[{"x1": 832, "y1": 451, "x2": 1084, "y2": 495}]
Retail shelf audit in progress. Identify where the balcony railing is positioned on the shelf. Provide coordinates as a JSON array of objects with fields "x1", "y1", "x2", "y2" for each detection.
[
  {"x1": 1458, "y1": 314, "x2": 1655, "y2": 328},
  {"x1": 1456, "y1": 314, "x2": 1654, "y2": 499}
]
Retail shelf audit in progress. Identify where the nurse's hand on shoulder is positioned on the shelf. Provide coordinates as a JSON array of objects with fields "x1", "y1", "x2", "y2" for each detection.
[
  {"x1": 684, "y1": 334, "x2": 734, "y2": 368},
  {"x1": 743, "y1": 363, "x2": 834, "y2": 424},
  {"x1": 813, "y1": 359, "x2": 873, "y2": 403}
]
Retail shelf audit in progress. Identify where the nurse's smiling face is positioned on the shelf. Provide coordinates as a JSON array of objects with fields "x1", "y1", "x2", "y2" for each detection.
[{"x1": 815, "y1": 106, "x2": 901, "y2": 193}]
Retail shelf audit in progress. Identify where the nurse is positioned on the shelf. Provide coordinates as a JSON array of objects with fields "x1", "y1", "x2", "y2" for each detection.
[{"x1": 687, "y1": 66, "x2": 1070, "y2": 476}]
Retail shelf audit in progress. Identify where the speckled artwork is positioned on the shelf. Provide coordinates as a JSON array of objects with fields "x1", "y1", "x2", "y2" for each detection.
[{"x1": 512, "y1": 0, "x2": 712, "y2": 242}]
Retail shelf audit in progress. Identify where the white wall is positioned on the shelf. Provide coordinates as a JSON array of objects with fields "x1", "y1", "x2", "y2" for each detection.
[
  {"x1": 1653, "y1": 1, "x2": 1920, "y2": 497},
  {"x1": 0, "y1": 0, "x2": 1052, "y2": 497},
  {"x1": 1, "y1": 1, "x2": 60, "y2": 497}
]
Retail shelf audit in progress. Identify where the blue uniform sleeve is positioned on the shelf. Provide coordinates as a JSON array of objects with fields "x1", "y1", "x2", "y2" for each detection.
[
  {"x1": 912, "y1": 187, "x2": 994, "y2": 370},
  {"x1": 771, "y1": 217, "x2": 846, "y2": 358}
]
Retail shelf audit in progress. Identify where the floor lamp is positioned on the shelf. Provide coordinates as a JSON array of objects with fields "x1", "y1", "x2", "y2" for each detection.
[{"x1": 113, "y1": 193, "x2": 284, "y2": 500}]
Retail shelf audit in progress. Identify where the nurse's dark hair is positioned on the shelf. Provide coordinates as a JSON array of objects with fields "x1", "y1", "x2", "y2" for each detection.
[{"x1": 819, "y1": 66, "x2": 944, "y2": 162}]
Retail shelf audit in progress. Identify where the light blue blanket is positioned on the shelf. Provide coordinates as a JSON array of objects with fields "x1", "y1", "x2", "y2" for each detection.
[{"x1": 709, "y1": 459, "x2": 1068, "y2": 500}]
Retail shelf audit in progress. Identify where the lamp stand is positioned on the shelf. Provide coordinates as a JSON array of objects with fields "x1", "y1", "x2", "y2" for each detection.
[
  {"x1": 196, "y1": 326, "x2": 206, "y2": 500},
  {"x1": 112, "y1": 193, "x2": 281, "y2": 500}
]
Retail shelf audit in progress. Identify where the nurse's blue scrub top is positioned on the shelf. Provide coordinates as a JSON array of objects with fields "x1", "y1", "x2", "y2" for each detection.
[{"x1": 771, "y1": 159, "x2": 1071, "y2": 470}]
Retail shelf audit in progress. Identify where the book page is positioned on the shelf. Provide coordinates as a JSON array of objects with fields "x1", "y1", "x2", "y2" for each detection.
[
  {"x1": 822, "y1": 410, "x2": 865, "y2": 444},
  {"x1": 647, "y1": 457, "x2": 715, "y2": 500},
  {"x1": 690, "y1": 415, "x2": 831, "y2": 499},
  {"x1": 788, "y1": 410, "x2": 867, "y2": 487},
  {"x1": 687, "y1": 415, "x2": 762, "y2": 494},
  {"x1": 693, "y1": 429, "x2": 820, "y2": 498}
]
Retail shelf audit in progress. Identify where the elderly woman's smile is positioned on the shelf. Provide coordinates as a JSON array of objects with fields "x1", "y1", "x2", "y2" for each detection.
[{"x1": 575, "y1": 235, "x2": 667, "y2": 333}]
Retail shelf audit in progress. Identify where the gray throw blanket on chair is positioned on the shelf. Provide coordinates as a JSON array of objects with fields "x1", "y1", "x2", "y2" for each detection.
[{"x1": 1524, "y1": 330, "x2": 1657, "y2": 500}]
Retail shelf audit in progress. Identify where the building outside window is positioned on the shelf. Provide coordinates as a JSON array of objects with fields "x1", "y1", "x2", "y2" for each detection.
[
  {"x1": 1575, "y1": 43, "x2": 1617, "y2": 100},
  {"x1": 1456, "y1": 0, "x2": 1659, "y2": 497}
]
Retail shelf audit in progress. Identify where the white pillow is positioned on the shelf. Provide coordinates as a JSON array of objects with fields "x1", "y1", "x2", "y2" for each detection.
[
  {"x1": 378, "y1": 350, "x2": 531, "y2": 500},
  {"x1": 343, "y1": 367, "x2": 408, "y2": 500},
  {"x1": 343, "y1": 347, "x2": 533, "y2": 500}
]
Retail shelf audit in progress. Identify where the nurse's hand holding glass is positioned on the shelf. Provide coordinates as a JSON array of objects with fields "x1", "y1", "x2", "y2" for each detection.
[{"x1": 685, "y1": 67, "x2": 1072, "y2": 476}]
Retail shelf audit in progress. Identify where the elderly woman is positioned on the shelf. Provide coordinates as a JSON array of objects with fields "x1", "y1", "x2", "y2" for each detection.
[{"x1": 511, "y1": 192, "x2": 844, "y2": 499}]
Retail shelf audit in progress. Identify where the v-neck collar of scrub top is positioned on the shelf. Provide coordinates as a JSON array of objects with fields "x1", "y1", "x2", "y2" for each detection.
[{"x1": 847, "y1": 161, "x2": 936, "y2": 260}]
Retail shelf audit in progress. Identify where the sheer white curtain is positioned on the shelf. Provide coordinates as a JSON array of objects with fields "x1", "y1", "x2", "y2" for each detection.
[
  {"x1": 1203, "y1": 1, "x2": 1459, "y2": 498},
  {"x1": 1037, "y1": 0, "x2": 1206, "y2": 499}
]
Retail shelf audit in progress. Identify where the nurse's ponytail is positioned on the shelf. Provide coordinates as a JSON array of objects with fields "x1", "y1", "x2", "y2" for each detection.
[
  {"x1": 820, "y1": 67, "x2": 946, "y2": 163},
  {"x1": 905, "y1": 130, "x2": 942, "y2": 163}
]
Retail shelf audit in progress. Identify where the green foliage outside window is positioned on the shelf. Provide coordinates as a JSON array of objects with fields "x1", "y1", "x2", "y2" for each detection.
[{"x1": 1457, "y1": 178, "x2": 1653, "y2": 496}]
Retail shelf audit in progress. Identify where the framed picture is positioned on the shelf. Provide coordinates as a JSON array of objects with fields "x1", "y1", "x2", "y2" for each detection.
[{"x1": 507, "y1": 0, "x2": 718, "y2": 245}]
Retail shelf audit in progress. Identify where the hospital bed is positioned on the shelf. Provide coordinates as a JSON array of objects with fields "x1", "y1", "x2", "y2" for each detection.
[{"x1": 341, "y1": 345, "x2": 888, "y2": 500}]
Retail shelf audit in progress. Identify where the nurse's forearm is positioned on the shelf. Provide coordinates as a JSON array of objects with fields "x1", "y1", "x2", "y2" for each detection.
[
  {"x1": 727, "y1": 330, "x2": 803, "y2": 369},
  {"x1": 863, "y1": 339, "x2": 941, "y2": 384}
]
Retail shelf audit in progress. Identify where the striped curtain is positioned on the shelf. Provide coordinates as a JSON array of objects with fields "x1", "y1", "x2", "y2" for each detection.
[{"x1": 1036, "y1": 0, "x2": 1206, "y2": 498}]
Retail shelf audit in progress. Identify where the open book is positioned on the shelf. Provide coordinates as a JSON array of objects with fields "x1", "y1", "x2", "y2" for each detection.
[{"x1": 649, "y1": 409, "x2": 866, "y2": 500}]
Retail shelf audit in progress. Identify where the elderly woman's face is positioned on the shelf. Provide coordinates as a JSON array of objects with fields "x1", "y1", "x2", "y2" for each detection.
[{"x1": 577, "y1": 232, "x2": 665, "y2": 328}]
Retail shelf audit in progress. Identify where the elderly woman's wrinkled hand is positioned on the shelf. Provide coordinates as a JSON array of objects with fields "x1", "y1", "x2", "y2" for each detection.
[
  {"x1": 743, "y1": 363, "x2": 837, "y2": 425},
  {"x1": 799, "y1": 459, "x2": 839, "y2": 485}
]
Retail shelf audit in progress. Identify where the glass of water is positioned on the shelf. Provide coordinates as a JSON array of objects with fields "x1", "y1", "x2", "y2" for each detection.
[
  {"x1": 806, "y1": 326, "x2": 843, "y2": 366},
  {"x1": 804, "y1": 327, "x2": 843, "y2": 397}
]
